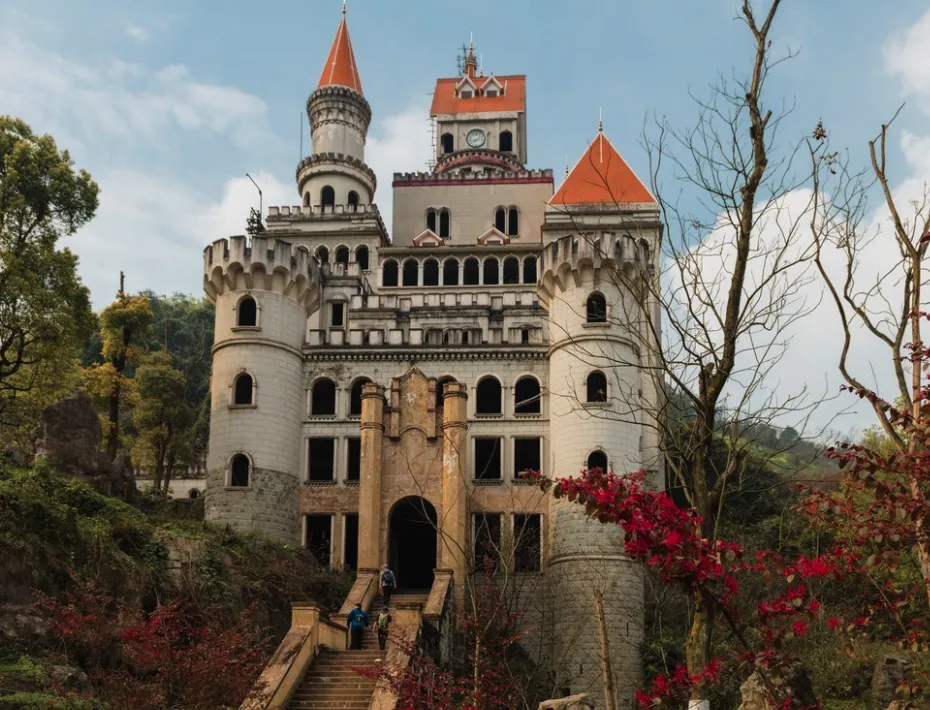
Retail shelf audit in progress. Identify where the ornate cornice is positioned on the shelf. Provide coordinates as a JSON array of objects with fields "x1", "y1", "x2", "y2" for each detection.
[{"x1": 302, "y1": 348, "x2": 547, "y2": 363}]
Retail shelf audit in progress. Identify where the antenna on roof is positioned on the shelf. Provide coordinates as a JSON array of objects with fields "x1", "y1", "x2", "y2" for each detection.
[
  {"x1": 456, "y1": 43, "x2": 468, "y2": 76},
  {"x1": 245, "y1": 173, "x2": 266, "y2": 238}
]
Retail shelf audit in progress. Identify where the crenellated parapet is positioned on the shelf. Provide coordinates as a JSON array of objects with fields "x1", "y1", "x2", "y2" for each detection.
[
  {"x1": 202, "y1": 235, "x2": 321, "y2": 314},
  {"x1": 296, "y1": 152, "x2": 377, "y2": 196},
  {"x1": 537, "y1": 232, "x2": 653, "y2": 306},
  {"x1": 392, "y1": 167, "x2": 553, "y2": 185},
  {"x1": 307, "y1": 85, "x2": 372, "y2": 134}
]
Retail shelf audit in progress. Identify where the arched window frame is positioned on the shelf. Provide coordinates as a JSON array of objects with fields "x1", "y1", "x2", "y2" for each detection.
[
  {"x1": 475, "y1": 375, "x2": 503, "y2": 416},
  {"x1": 348, "y1": 377, "x2": 372, "y2": 418},
  {"x1": 438, "y1": 209, "x2": 451, "y2": 239},
  {"x1": 426, "y1": 208, "x2": 437, "y2": 233},
  {"x1": 310, "y1": 377, "x2": 338, "y2": 417},
  {"x1": 321, "y1": 185, "x2": 336, "y2": 207},
  {"x1": 513, "y1": 375, "x2": 542, "y2": 415},
  {"x1": 316, "y1": 246, "x2": 329, "y2": 264},
  {"x1": 234, "y1": 294, "x2": 260, "y2": 330},
  {"x1": 463, "y1": 257, "x2": 480, "y2": 285},
  {"x1": 435, "y1": 376, "x2": 457, "y2": 410},
  {"x1": 402, "y1": 258, "x2": 419, "y2": 287},
  {"x1": 494, "y1": 207, "x2": 506, "y2": 233},
  {"x1": 382, "y1": 259, "x2": 399, "y2": 287},
  {"x1": 231, "y1": 371, "x2": 257, "y2": 407},
  {"x1": 442, "y1": 257, "x2": 460, "y2": 286},
  {"x1": 355, "y1": 245, "x2": 370, "y2": 271},
  {"x1": 483, "y1": 256, "x2": 500, "y2": 286},
  {"x1": 423, "y1": 258, "x2": 440, "y2": 286},
  {"x1": 348, "y1": 191, "x2": 360, "y2": 211},
  {"x1": 334, "y1": 245, "x2": 350, "y2": 265},
  {"x1": 586, "y1": 292, "x2": 608, "y2": 323},
  {"x1": 499, "y1": 130, "x2": 513, "y2": 153},
  {"x1": 507, "y1": 207, "x2": 519, "y2": 236},
  {"x1": 440, "y1": 133, "x2": 454, "y2": 154},
  {"x1": 228, "y1": 453, "x2": 253, "y2": 488},
  {"x1": 586, "y1": 370, "x2": 609, "y2": 404},
  {"x1": 586, "y1": 449, "x2": 609, "y2": 473},
  {"x1": 502, "y1": 256, "x2": 520, "y2": 284},
  {"x1": 303, "y1": 192, "x2": 311, "y2": 207}
]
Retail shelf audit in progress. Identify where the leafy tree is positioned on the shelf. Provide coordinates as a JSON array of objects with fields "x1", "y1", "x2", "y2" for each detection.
[
  {"x1": 0, "y1": 116, "x2": 96, "y2": 439},
  {"x1": 131, "y1": 351, "x2": 193, "y2": 493},
  {"x1": 82, "y1": 286, "x2": 153, "y2": 460}
]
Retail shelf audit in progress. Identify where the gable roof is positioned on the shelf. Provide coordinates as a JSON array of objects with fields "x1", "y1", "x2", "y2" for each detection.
[
  {"x1": 430, "y1": 75, "x2": 526, "y2": 116},
  {"x1": 550, "y1": 130, "x2": 654, "y2": 206},
  {"x1": 317, "y1": 11, "x2": 363, "y2": 95}
]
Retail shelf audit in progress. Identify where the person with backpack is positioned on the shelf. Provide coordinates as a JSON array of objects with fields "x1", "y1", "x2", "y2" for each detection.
[
  {"x1": 380, "y1": 564, "x2": 396, "y2": 606},
  {"x1": 346, "y1": 602, "x2": 368, "y2": 650},
  {"x1": 376, "y1": 606, "x2": 391, "y2": 651}
]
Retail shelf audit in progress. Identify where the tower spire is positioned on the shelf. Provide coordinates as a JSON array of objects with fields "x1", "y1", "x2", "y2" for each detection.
[
  {"x1": 317, "y1": 5, "x2": 363, "y2": 94},
  {"x1": 464, "y1": 38, "x2": 477, "y2": 79}
]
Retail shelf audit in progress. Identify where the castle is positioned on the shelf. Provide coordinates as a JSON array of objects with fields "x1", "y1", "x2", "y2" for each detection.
[{"x1": 203, "y1": 8, "x2": 662, "y2": 706}]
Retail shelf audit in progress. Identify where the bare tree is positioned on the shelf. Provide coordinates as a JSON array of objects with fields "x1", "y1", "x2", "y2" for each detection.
[
  {"x1": 809, "y1": 107, "x2": 930, "y2": 606},
  {"x1": 545, "y1": 0, "x2": 830, "y2": 699}
]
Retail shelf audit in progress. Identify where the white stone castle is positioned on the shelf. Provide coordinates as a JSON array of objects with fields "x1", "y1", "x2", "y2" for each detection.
[{"x1": 203, "y1": 8, "x2": 662, "y2": 705}]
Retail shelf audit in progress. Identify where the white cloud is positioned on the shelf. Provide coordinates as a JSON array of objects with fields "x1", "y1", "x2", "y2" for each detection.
[
  {"x1": 884, "y1": 7, "x2": 930, "y2": 115},
  {"x1": 125, "y1": 24, "x2": 149, "y2": 42},
  {"x1": 366, "y1": 104, "x2": 434, "y2": 237}
]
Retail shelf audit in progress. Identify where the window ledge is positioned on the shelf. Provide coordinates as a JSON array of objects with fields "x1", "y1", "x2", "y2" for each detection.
[
  {"x1": 232, "y1": 325, "x2": 261, "y2": 333},
  {"x1": 228, "y1": 404, "x2": 257, "y2": 411},
  {"x1": 512, "y1": 478, "x2": 538, "y2": 486},
  {"x1": 309, "y1": 414, "x2": 338, "y2": 420},
  {"x1": 471, "y1": 479, "x2": 504, "y2": 486},
  {"x1": 344, "y1": 480, "x2": 360, "y2": 487},
  {"x1": 582, "y1": 322, "x2": 610, "y2": 329},
  {"x1": 347, "y1": 414, "x2": 361, "y2": 420},
  {"x1": 513, "y1": 412, "x2": 542, "y2": 418},
  {"x1": 474, "y1": 413, "x2": 503, "y2": 419},
  {"x1": 583, "y1": 401, "x2": 611, "y2": 409},
  {"x1": 305, "y1": 480, "x2": 337, "y2": 487},
  {"x1": 225, "y1": 486, "x2": 252, "y2": 492}
]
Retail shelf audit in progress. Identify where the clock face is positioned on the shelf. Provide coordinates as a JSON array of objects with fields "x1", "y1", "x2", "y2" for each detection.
[{"x1": 466, "y1": 129, "x2": 486, "y2": 148}]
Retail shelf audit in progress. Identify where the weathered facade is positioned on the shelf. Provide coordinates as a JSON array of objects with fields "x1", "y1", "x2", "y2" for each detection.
[{"x1": 203, "y1": 9, "x2": 662, "y2": 708}]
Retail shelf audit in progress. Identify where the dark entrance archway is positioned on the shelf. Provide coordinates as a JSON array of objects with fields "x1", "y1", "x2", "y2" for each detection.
[{"x1": 388, "y1": 496, "x2": 437, "y2": 591}]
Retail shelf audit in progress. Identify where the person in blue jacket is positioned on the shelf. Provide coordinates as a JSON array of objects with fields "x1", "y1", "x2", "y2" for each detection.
[{"x1": 347, "y1": 602, "x2": 368, "y2": 650}]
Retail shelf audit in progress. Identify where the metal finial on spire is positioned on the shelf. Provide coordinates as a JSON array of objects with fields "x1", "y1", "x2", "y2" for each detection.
[
  {"x1": 598, "y1": 107, "x2": 603, "y2": 133},
  {"x1": 342, "y1": 0, "x2": 346, "y2": 15},
  {"x1": 565, "y1": 154, "x2": 569, "y2": 176}
]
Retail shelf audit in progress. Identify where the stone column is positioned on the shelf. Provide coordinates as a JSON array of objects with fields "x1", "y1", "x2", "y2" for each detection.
[
  {"x1": 358, "y1": 383, "x2": 385, "y2": 570},
  {"x1": 440, "y1": 382, "x2": 468, "y2": 611}
]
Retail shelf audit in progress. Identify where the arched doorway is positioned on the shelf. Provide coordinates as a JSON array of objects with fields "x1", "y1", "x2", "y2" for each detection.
[{"x1": 388, "y1": 496, "x2": 437, "y2": 591}]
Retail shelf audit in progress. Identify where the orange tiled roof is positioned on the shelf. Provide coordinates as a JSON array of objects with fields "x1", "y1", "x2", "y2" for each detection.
[
  {"x1": 317, "y1": 13, "x2": 363, "y2": 95},
  {"x1": 430, "y1": 75, "x2": 526, "y2": 115},
  {"x1": 550, "y1": 131, "x2": 654, "y2": 205}
]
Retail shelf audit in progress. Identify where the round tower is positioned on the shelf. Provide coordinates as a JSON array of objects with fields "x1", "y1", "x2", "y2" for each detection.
[
  {"x1": 202, "y1": 235, "x2": 321, "y2": 542},
  {"x1": 539, "y1": 232, "x2": 650, "y2": 708},
  {"x1": 298, "y1": 7, "x2": 376, "y2": 207}
]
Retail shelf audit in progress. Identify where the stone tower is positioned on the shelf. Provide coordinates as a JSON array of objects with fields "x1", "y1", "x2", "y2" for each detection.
[
  {"x1": 539, "y1": 126, "x2": 662, "y2": 705},
  {"x1": 202, "y1": 237, "x2": 320, "y2": 541},
  {"x1": 301, "y1": 5, "x2": 376, "y2": 209}
]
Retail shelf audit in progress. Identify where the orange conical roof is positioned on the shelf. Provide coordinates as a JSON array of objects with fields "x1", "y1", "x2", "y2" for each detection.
[
  {"x1": 550, "y1": 128, "x2": 654, "y2": 206},
  {"x1": 317, "y1": 8, "x2": 363, "y2": 95}
]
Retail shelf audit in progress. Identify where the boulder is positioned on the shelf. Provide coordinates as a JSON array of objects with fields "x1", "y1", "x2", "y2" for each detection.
[
  {"x1": 33, "y1": 392, "x2": 136, "y2": 499},
  {"x1": 873, "y1": 656, "x2": 913, "y2": 710},
  {"x1": 737, "y1": 667, "x2": 815, "y2": 710},
  {"x1": 738, "y1": 672, "x2": 769, "y2": 710},
  {"x1": 539, "y1": 694, "x2": 595, "y2": 710}
]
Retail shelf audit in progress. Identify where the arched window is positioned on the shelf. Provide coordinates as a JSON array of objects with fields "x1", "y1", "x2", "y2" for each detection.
[
  {"x1": 463, "y1": 257, "x2": 480, "y2": 285},
  {"x1": 188, "y1": 489, "x2": 201, "y2": 499},
  {"x1": 443, "y1": 258, "x2": 460, "y2": 286},
  {"x1": 508, "y1": 208, "x2": 519, "y2": 236},
  {"x1": 523, "y1": 256, "x2": 537, "y2": 284},
  {"x1": 436, "y1": 376, "x2": 456, "y2": 409},
  {"x1": 586, "y1": 293, "x2": 607, "y2": 323},
  {"x1": 349, "y1": 378, "x2": 371, "y2": 417},
  {"x1": 233, "y1": 373, "x2": 253, "y2": 405},
  {"x1": 402, "y1": 259, "x2": 419, "y2": 286},
  {"x1": 442, "y1": 330, "x2": 452, "y2": 345},
  {"x1": 303, "y1": 192, "x2": 311, "y2": 207},
  {"x1": 426, "y1": 209, "x2": 437, "y2": 233},
  {"x1": 335, "y1": 246, "x2": 350, "y2": 265},
  {"x1": 476, "y1": 377, "x2": 502, "y2": 415},
  {"x1": 438, "y1": 209, "x2": 451, "y2": 238},
  {"x1": 483, "y1": 257, "x2": 499, "y2": 286},
  {"x1": 317, "y1": 246, "x2": 329, "y2": 264},
  {"x1": 311, "y1": 378, "x2": 337, "y2": 416},
  {"x1": 500, "y1": 131, "x2": 513, "y2": 152},
  {"x1": 382, "y1": 259, "x2": 398, "y2": 287},
  {"x1": 356, "y1": 245, "x2": 370, "y2": 271},
  {"x1": 321, "y1": 185, "x2": 335, "y2": 207},
  {"x1": 503, "y1": 256, "x2": 520, "y2": 284},
  {"x1": 587, "y1": 450, "x2": 609, "y2": 473},
  {"x1": 237, "y1": 296, "x2": 257, "y2": 327},
  {"x1": 462, "y1": 330, "x2": 470, "y2": 345},
  {"x1": 423, "y1": 258, "x2": 439, "y2": 286},
  {"x1": 441, "y1": 133, "x2": 454, "y2": 154},
  {"x1": 495, "y1": 208, "x2": 506, "y2": 232},
  {"x1": 348, "y1": 191, "x2": 359, "y2": 211},
  {"x1": 514, "y1": 376, "x2": 541, "y2": 414},
  {"x1": 230, "y1": 454, "x2": 250, "y2": 487},
  {"x1": 586, "y1": 371, "x2": 608, "y2": 403}
]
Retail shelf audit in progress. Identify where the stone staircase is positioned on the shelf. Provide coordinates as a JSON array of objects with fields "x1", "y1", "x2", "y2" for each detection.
[{"x1": 285, "y1": 592, "x2": 430, "y2": 710}]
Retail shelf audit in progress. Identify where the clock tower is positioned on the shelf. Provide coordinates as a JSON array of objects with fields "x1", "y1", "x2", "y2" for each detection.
[{"x1": 429, "y1": 42, "x2": 528, "y2": 173}]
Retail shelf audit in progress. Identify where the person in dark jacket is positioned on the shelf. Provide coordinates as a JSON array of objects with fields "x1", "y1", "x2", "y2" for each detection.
[
  {"x1": 346, "y1": 602, "x2": 368, "y2": 650},
  {"x1": 376, "y1": 606, "x2": 392, "y2": 651},
  {"x1": 380, "y1": 564, "x2": 396, "y2": 606}
]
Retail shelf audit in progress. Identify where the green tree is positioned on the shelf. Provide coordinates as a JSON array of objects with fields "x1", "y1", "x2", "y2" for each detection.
[
  {"x1": 83, "y1": 285, "x2": 153, "y2": 460},
  {"x1": 0, "y1": 116, "x2": 97, "y2": 439},
  {"x1": 131, "y1": 351, "x2": 192, "y2": 492}
]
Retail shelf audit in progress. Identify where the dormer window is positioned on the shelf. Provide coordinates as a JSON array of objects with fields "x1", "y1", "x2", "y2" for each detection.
[
  {"x1": 486, "y1": 89, "x2": 498, "y2": 97},
  {"x1": 461, "y1": 90, "x2": 473, "y2": 99}
]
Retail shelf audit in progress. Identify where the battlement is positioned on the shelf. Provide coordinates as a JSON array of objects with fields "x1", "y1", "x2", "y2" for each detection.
[
  {"x1": 203, "y1": 235, "x2": 321, "y2": 314},
  {"x1": 537, "y1": 232, "x2": 653, "y2": 304},
  {"x1": 267, "y1": 203, "x2": 382, "y2": 219},
  {"x1": 392, "y1": 168, "x2": 554, "y2": 186},
  {"x1": 296, "y1": 153, "x2": 377, "y2": 192},
  {"x1": 307, "y1": 84, "x2": 372, "y2": 121}
]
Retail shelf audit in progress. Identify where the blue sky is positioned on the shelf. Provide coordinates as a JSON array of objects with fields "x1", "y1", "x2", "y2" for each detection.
[{"x1": 3, "y1": 0, "x2": 930, "y2": 435}]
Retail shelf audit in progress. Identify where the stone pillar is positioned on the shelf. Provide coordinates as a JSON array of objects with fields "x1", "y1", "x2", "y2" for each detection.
[
  {"x1": 358, "y1": 383, "x2": 385, "y2": 570},
  {"x1": 440, "y1": 382, "x2": 468, "y2": 611}
]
